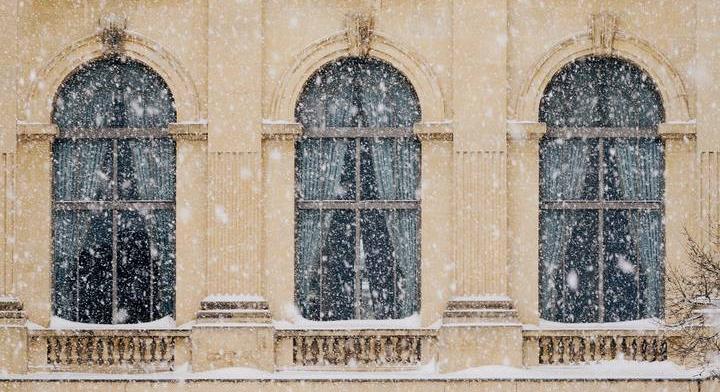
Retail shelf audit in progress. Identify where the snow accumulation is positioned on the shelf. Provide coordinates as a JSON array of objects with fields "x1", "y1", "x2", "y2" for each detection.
[
  {"x1": 274, "y1": 313, "x2": 425, "y2": 330},
  {"x1": 44, "y1": 315, "x2": 176, "y2": 330},
  {"x1": 0, "y1": 359, "x2": 700, "y2": 382},
  {"x1": 203, "y1": 294, "x2": 265, "y2": 302},
  {"x1": 528, "y1": 318, "x2": 667, "y2": 331}
]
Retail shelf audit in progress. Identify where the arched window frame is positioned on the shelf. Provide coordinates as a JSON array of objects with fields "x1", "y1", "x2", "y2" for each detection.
[
  {"x1": 294, "y1": 56, "x2": 422, "y2": 321},
  {"x1": 51, "y1": 56, "x2": 177, "y2": 325},
  {"x1": 538, "y1": 56, "x2": 665, "y2": 323}
]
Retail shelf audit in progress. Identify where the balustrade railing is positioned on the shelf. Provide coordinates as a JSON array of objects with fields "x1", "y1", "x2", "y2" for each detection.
[
  {"x1": 275, "y1": 329, "x2": 436, "y2": 369},
  {"x1": 523, "y1": 329, "x2": 673, "y2": 365},
  {"x1": 28, "y1": 329, "x2": 190, "y2": 372}
]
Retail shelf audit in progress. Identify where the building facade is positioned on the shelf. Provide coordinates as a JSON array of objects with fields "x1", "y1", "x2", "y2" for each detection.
[{"x1": 0, "y1": 0, "x2": 718, "y2": 390}]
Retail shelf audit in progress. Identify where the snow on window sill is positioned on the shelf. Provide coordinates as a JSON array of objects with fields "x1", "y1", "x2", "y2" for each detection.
[
  {"x1": 524, "y1": 318, "x2": 667, "y2": 331},
  {"x1": 274, "y1": 313, "x2": 432, "y2": 331},
  {"x1": 33, "y1": 315, "x2": 179, "y2": 331}
]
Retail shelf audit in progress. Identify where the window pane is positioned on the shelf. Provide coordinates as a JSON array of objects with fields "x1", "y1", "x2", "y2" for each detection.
[
  {"x1": 539, "y1": 210, "x2": 599, "y2": 322},
  {"x1": 360, "y1": 209, "x2": 418, "y2": 319},
  {"x1": 295, "y1": 57, "x2": 420, "y2": 129},
  {"x1": 53, "y1": 57, "x2": 176, "y2": 130},
  {"x1": 69, "y1": 210, "x2": 113, "y2": 324},
  {"x1": 53, "y1": 140, "x2": 113, "y2": 201},
  {"x1": 53, "y1": 210, "x2": 111, "y2": 322},
  {"x1": 540, "y1": 138, "x2": 599, "y2": 201},
  {"x1": 118, "y1": 139, "x2": 176, "y2": 201},
  {"x1": 603, "y1": 209, "x2": 663, "y2": 321},
  {"x1": 603, "y1": 138, "x2": 663, "y2": 201},
  {"x1": 360, "y1": 138, "x2": 420, "y2": 201},
  {"x1": 539, "y1": 57, "x2": 663, "y2": 128},
  {"x1": 296, "y1": 209, "x2": 355, "y2": 321},
  {"x1": 296, "y1": 138, "x2": 355, "y2": 200},
  {"x1": 117, "y1": 210, "x2": 176, "y2": 323}
]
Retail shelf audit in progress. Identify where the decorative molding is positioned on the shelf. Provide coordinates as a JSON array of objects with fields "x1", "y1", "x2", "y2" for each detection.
[
  {"x1": 17, "y1": 123, "x2": 58, "y2": 142},
  {"x1": 270, "y1": 31, "x2": 447, "y2": 122},
  {"x1": 513, "y1": 31, "x2": 690, "y2": 123},
  {"x1": 169, "y1": 122, "x2": 208, "y2": 141},
  {"x1": 658, "y1": 121, "x2": 696, "y2": 140},
  {"x1": 98, "y1": 14, "x2": 128, "y2": 55},
  {"x1": 261, "y1": 122, "x2": 303, "y2": 141},
  {"x1": 506, "y1": 121, "x2": 547, "y2": 142},
  {"x1": 413, "y1": 122, "x2": 453, "y2": 141},
  {"x1": 589, "y1": 12, "x2": 618, "y2": 55},
  {"x1": 345, "y1": 11, "x2": 374, "y2": 57},
  {"x1": 25, "y1": 31, "x2": 201, "y2": 123}
]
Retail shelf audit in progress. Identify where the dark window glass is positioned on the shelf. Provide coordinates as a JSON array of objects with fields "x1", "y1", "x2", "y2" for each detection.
[
  {"x1": 53, "y1": 57, "x2": 175, "y2": 130},
  {"x1": 52, "y1": 57, "x2": 176, "y2": 324},
  {"x1": 539, "y1": 57, "x2": 663, "y2": 128},
  {"x1": 295, "y1": 57, "x2": 421, "y2": 321},
  {"x1": 539, "y1": 57, "x2": 664, "y2": 323}
]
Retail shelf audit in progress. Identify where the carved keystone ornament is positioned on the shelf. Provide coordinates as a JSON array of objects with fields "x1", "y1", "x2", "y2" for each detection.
[
  {"x1": 345, "y1": 11, "x2": 375, "y2": 57},
  {"x1": 589, "y1": 12, "x2": 618, "y2": 55}
]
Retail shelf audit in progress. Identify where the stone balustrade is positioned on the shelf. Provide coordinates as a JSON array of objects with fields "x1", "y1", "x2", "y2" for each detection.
[
  {"x1": 274, "y1": 329, "x2": 437, "y2": 370},
  {"x1": 28, "y1": 329, "x2": 191, "y2": 373},
  {"x1": 523, "y1": 328, "x2": 674, "y2": 365}
]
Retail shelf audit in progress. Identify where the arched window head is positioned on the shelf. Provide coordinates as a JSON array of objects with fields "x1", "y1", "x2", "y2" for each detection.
[
  {"x1": 539, "y1": 57, "x2": 665, "y2": 323},
  {"x1": 294, "y1": 57, "x2": 421, "y2": 321},
  {"x1": 53, "y1": 56, "x2": 176, "y2": 130},
  {"x1": 295, "y1": 57, "x2": 420, "y2": 129},
  {"x1": 540, "y1": 56, "x2": 663, "y2": 128},
  {"x1": 52, "y1": 57, "x2": 176, "y2": 325}
]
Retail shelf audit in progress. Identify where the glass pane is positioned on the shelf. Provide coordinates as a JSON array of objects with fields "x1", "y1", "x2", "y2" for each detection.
[
  {"x1": 603, "y1": 209, "x2": 663, "y2": 321},
  {"x1": 295, "y1": 209, "x2": 355, "y2": 321},
  {"x1": 116, "y1": 209, "x2": 175, "y2": 323},
  {"x1": 53, "y1": 139, "x2": 113, "y2": 201},
  {"x1": 53, "y1": 57, "x2": 176, "y2": 130},
  {"x1": 359, "y1": 210, "x2": 395, "y2": 319},
  {"x1": 539, "y1": 57, "x2": 663, "y2": 128},
  {"x1": 539, "y1": 209, "x2": 599, "y2": 323},
  {"x1": 360, "y1": 138, "x2": 420, "y2": 201},
  {"x1": 540, "y1": 138, "x2": 599, "y2": 201},
  {"x1": 360, "y1": 209, "x2": 419, "y2": 319},
  {"x1": 70, "y1": 210, "x2": 113, "y2": 324},
  {"x1": 118, "y1": 138, "x2": 176, "y2": 201},
  {"x1": 295, "y1": 57, "x2": 420, "y2": 129},
  {"x1": 296, "y1": 138, "x2": 355, "y2": 201},
  {"x1": 603, "y1": 138, "x2": 663, "y2": 201},
  {"x1": 603, "y1": 210, "x2": 640, "y2": 321},
  {"x1": 117, "y1": 210, "x2": 152, "y2": 323},
  {"x1": 53, "y1": 210, "x2": 112, "y2": 322}
]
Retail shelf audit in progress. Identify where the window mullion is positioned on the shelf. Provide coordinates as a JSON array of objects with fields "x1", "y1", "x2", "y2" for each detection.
[
  {"x1": 597, "y1": 138, "x2": 605, "y2": 322},
  {"x1": 111, "y1": 139, "x2": 119, "y2": 324},
  {"x1": 354, "y1": 138, "x2": 362, "y2": 319}
]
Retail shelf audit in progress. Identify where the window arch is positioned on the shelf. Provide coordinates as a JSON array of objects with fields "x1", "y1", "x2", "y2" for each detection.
[
  {"x1": 295, "y1": 57, "x2": 421, "y2": 321},
  {"x1": 539, "y1": 56, "x2": 664, "y2": 323},
  {"x1": 52, "y1": 57, "x2": 176, "y2": 324}
]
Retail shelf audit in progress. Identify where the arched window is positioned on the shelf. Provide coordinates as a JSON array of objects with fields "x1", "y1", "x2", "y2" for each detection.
[
  {"x1": 539, "y1": 57, "x2": 664, "y2": 323},
  {"x1": 295, "y1": 57, "x2": 421, "y2": 321},
  {"x1": 52, "y1": 57, "x2": 176, "y2": 324}
]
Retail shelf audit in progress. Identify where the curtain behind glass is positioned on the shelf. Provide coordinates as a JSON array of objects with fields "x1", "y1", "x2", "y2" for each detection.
[
  {"x1": 295, "y1": 139, "x2": 350, "y2": 319},
  {"x1": 540, "y1": 138, "x2": 596, "y2": 201},
  {"x1": 119, "y1": 139, "x2": 176, "y2": 201},
  {"x1": 53, "y1": 140, "x2": 113, "y2": 321},
  {"x1": 53, "y1": 140, "x2": 112, "y2": 201},
  {"x1": 539, "y1": 138, "x2": 594, "y2": 321},
  {"x1": 627, "y1": 210, "x2": 663, "y2": 317}
]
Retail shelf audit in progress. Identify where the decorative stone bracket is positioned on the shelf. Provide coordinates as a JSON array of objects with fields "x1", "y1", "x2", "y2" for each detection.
[
  {"x1": 345, "y1": 11, "x2": 374, "y2": 57},
  {"x1": 589, "y1": 12, "x2": 618, "y2": 54}
]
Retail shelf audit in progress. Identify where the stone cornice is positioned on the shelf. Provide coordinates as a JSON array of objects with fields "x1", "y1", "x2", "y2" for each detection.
[{"x1": 169, "y1": 122, "x2": 208, "y2": 141}]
